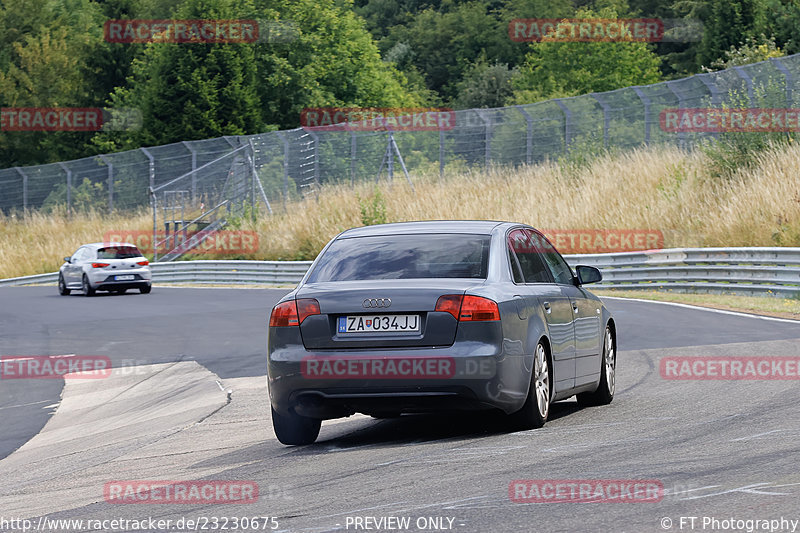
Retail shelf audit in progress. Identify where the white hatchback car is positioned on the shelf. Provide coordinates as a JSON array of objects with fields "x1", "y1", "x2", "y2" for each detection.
[{"x1": 59, "y1": 242, "x2": 152, "y2": 296}]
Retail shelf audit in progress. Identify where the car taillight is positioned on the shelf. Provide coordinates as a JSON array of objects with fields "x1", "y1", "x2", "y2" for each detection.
[
  {"x1": 436, "y1": 294, "x2": 499, "y2": 321},
  {"x1": 460, "y1": 295, "x2": 500, "y2": 321},
  {"x1": 296, "y1": 298, "x2": 320, "y2": 324},
  {"x1": 137, "y1": 260, "x2": 149, "y2": 266},
  {"x1": 435, "y1": 295, "x2": 463, "y2": 320},
  {"x1": 269, "y1": 299, "x2": 320, "y2": 327},
  {"x1": 269, "y1": 301, "x2": 299, "y2": 327},
  {"x1": 91, "y1": 262, "x2": 110, "y2": 268}
]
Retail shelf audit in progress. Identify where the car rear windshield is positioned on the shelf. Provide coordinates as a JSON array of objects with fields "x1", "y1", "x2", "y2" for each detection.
[
  {"x1": 306, "y1": 233, "x2": 491, "y2": 282},
  {"x1": 97, "y1": 246, "x2": 141, "y2": 259}
]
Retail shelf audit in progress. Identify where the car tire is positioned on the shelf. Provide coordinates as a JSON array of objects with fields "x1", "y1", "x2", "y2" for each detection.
[
  {"x1": 577, "y1": 326, "x2": 615, "y2": 407},
  {"x1": 140, "y1": 284, "x2": 152, "y2": 294},
  {"x1": 82, "y1": 275, "x2": 95, "y2": 297},
  {"x1": 509, "y1": 342, "x2": 551, "y2": 430},
  {"x1": 271, "y1": 407, "x2": 321, "y2": 445},
  {"x1": 58, "y1": 274, "x2": 70, "y2": 295}
]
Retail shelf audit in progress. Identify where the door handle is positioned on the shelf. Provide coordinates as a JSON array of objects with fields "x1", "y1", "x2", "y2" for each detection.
[
  {"x1": 572, "y1": 303, "x2": 579, "y2": 313},
  {"x1": 542, "y1": 301, "x2": 551, "y2": 314}
]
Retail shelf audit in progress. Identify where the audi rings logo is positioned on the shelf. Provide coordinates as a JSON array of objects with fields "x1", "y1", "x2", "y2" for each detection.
[{"x1": 363, "y1": 298, "x2": 391, "y2": 309}]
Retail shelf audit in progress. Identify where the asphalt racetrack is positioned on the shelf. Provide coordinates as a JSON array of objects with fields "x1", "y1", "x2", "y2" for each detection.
[{"x1": 1, "y1": 286, "x2": 799, "y2": 533}]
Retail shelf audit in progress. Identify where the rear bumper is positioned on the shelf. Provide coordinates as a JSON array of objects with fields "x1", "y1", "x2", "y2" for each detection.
[
  {"x1": 94, "y1": 280, "x2": 151, "y2": 291},
  {"x1": 267, "y1": 327, "x2": 532, "y2": 419},
  {"x1": 88, "y1": 269, "x2": 151, "y2": 288}
]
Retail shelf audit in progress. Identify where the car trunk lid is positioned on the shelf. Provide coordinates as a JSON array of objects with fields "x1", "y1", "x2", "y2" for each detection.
[{"x1": 296, "y1": 279, "x2": 484, "y2": 349}]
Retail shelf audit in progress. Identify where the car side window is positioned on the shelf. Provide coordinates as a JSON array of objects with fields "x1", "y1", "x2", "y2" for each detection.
[
  {"x1": 508, "y1": 229, "x2": 551, "y2": 283},
  {"x1": 530, "y1": 231, "x2": 574, "y2": 285},
  {"x1": 72, "y1": 247, "x2": 86, "y2": 262},
  {"x1": 507, "y1": 245, "x2": 524, "y2": 283}
]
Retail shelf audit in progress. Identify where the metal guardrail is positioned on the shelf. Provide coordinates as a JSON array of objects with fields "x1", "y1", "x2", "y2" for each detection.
[
  {"x1": 1, "y1": 248, "x2": 798, "y2": 296},
  {"x1": 566, "y1": 247, "x2": 800, "y2": 296},
  {"x1": 0, "y1": 261, "x2": 313, "y2": 287}
]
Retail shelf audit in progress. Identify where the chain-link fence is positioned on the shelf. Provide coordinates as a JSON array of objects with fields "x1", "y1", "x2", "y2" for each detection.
[{"x1": 2, "y1": 53, "x2": 800, "y2": 216}]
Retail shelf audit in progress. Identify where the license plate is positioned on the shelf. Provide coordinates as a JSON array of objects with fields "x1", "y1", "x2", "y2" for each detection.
[
  {"x1": 115, "y1": 275, "x2": 135, "y2": 281},
  {"x1": 338, "y1": 315, "x2": 420, "y2": 334}
]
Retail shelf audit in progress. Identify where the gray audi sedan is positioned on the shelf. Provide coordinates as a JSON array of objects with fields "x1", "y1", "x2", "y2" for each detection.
[{"x1": 267, "y1": 221, "x2": 616, "y2": 445}]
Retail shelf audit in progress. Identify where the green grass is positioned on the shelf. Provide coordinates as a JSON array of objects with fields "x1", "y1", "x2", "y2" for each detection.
[{"x1": 594, "y1": 289, "x2": 800, "y2": 319}]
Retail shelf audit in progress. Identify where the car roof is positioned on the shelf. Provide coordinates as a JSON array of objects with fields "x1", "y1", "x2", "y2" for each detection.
[
  {"x1": 337, "y1": 220, "x2": 515, "y2": 238},
  {"x1": 83, "y1": 242, "x2": 141, "y2": 249}
]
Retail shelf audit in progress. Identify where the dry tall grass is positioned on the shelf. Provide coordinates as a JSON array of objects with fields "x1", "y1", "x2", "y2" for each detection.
[
  {"x1": 0, "y1": 208, "x2": 151, "y2": 279},
  {"x1": 3, "y1": 142, "x2": 800, "y2": 279}
]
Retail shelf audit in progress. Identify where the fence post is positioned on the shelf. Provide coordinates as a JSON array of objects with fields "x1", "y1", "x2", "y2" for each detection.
[
  {"x1": 387, "y1": 131, "x2": 394, "y2": 182},
  {"x1": 180, "y1": 142, "x2": 197, "y2": 202},
  {"x1": 14, "y1": 167, "x2": 27, "y2": 212},
  {"x1": 247, "y1": 138, "x2": 272, "y2": 216},
  {"x1": 591, "y1": 93, "x2": 611, "y2": 149},
  {"x1": 697, "y1": 73, "x2": 722, "y2": 141},
  {"x1": 276, "y1": 131, "x2": 290, "y2": 208},
  {"x1": 248, "y1": 144, "x2": 256, "y2": 220},
  {"x1": 476, "y1": 110, "x2": 492, "y2": 171},
  {"x1": 734, "y1": 66, "x2": 755, "y2": 106},
  {"x1": 554, "y1": 99, "x2": 572, "y2": 153},
  {"x1": 439, "y1": 126, "x2": 445, "y2": 180},
  {"x1": 98, "y1": 155, "x2": 113, "y2": 213},
  {"x1": 150, "y1": 187, "x2": 158, "y2": 262},
  {"x1": 632, "y1": 87, "x2": 651, "y2": 145},
  {"x1": 666, "y1": 81, "x2": 687, "y2": 149},
  {"x1": 141, "y1": 147, "x2": 155, "y2": 197},
  {"x1": 306, "y1": 130, "x2": 320, "y2": 189},
  {"x1": 58, "y1": 163, "x2": 72, "y2": 216},
  {"x1": 770, "y1": 57, "x2": 794, "y2": 107},
  {"x1": 349, "y1": 129, "x2": 357, "y2": 186},
  {"x1": 514, "y1": 105, "x2": 533, "y2": 165}
]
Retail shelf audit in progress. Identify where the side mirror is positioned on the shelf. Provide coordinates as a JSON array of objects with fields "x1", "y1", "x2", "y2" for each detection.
[
  {"x1": 64, "y1": 257, "x2": 72, "y2": 263},
  {"x1": 575, "y1": 265, "x2": 602, "y2": 285}
]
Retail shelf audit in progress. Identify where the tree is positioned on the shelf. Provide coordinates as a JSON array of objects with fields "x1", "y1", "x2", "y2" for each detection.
[
  {"x1": 93, "y1": 0, "x2": 265, "y2": 151},
  {"x1": 454, "y1": 57, "x2": 516, "y2": 109},
  {"x1": 375, "y1": 0, "x2": 574, "y2": 105},
  {"x1": 757, "y1": 0, "x2": 800, "y2": 55},
  {"x1": 0, "y1": 0, "x2": 104, "y2": 167},
  {"x1": 705, "y1": 35, "x2": 783, "y2": 70},
  {"x1": 253, "y1": 0, "x2": 420, "y2": 129},
  {"x1": 511, "y1": 8, "x2": 662, "y2": 103},
  {"x1": 698, "y1": 0, "x2": 766, "y2": 68}
]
